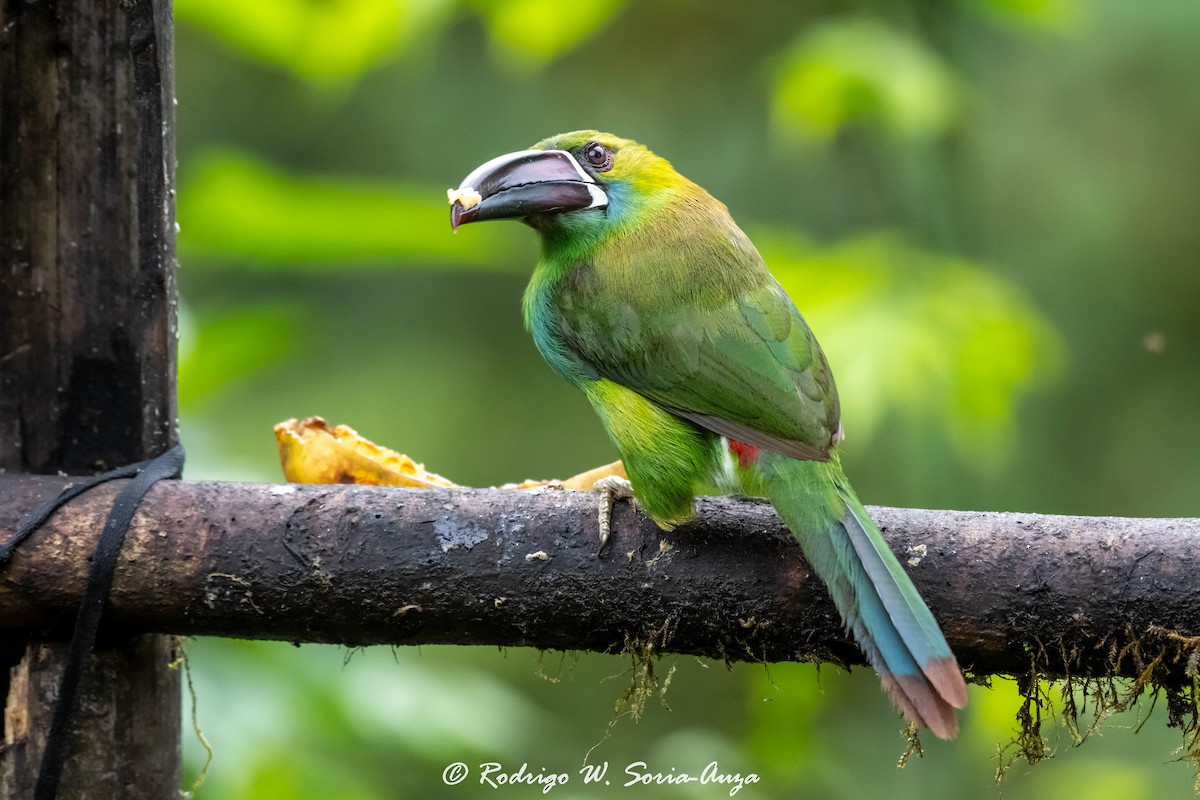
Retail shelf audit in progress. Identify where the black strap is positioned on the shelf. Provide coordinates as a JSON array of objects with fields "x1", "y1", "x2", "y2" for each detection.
[{"x1": 0, "y1": 444, "x2": 185, "y2": 800}]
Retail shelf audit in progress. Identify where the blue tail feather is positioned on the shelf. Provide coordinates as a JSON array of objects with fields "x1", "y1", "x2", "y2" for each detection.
[{"x1": 757, "y1": 455, "x2": 967, "y2": 738}]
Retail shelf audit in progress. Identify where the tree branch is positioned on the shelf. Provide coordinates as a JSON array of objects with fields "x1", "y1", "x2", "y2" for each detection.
[{"x1": 2, "y1": 475, "x2": 1198, "y2": 682}]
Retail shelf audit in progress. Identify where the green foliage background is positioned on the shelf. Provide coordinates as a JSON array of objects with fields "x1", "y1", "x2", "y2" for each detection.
[{"x1": 174, "y1": 1, "x2": 1200, "y2": 797}]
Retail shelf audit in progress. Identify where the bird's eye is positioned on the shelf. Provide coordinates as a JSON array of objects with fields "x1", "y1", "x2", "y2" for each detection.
[{"x1": 582, "y1": 142, "x2": 614, "y2": 172}]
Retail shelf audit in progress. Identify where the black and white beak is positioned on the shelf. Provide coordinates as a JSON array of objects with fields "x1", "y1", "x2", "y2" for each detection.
[{"x1": 449, "y1": 149, "x2": 608, "y2": 230}]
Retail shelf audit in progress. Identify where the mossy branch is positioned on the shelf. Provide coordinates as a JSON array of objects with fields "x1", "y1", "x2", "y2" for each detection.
[{"x1": 3, "y1": 476, "x2": 1198, "y2": 684}]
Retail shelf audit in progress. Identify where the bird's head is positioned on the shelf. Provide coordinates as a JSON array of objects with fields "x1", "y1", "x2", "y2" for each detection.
[{"x1": 448, "y1": 130, "x2": 682, "y2": 244}]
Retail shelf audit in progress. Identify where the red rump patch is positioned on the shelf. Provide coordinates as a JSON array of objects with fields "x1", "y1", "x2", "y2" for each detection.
[{"x1": 728, "y1": 440, "x2": 760, "y2": 469}]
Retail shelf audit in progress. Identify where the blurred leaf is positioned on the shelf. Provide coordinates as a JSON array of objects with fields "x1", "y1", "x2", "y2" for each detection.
[
  {"x1": 772, "y1": 17, "x2": 962, "y2": 143},
  {"x1": 746, "y1": 663, "x2": 828, "y2": 772},
  {"x1": 178, "y1": 150, "x2": 523, "y2": 269},
  {"x1": 469, "y1": 0, "x2": 625, "y2": 68},
  {"x1": 242, "y1": 751, "x2": 373, "y2": 800},
  {"x1": 757, "y1": 231, "x2": 1065, "y2": 466},
  {"x1": 184, "y1": 640, "x2": 546, "y2": 798},
  {"x1": 175, "y1": 0, "x2": 453, "y2": 85},
  {"x1": 968, "y1": 0, "x2": 1083, "y2": 31},
  {"x1": 178, "y1": 305, "x2": 301, "y2": 409}
]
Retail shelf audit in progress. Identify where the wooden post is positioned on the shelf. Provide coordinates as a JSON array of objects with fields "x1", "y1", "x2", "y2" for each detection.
[{"x1": 0, "y1": 0, "x2": 181, "y2": 797}]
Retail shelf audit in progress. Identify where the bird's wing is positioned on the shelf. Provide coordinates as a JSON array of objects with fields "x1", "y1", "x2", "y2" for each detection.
[{"x1": 560, "y1": 276, "x2": 842, "y2": 461}]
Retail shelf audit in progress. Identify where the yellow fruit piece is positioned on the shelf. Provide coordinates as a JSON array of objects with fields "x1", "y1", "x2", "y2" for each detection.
[
  {"x1": 506, "y1": 461, "x2": 628, "y2": 491},
  {"x1": 275, "y1": 416, "x2": 456, "y2": 488},
  {"x1": 274, "y1": 416, "x2": 627, "y2": 491},
  {"x1": 447, "y1": 186, "x2": 482, "y2": 210}
]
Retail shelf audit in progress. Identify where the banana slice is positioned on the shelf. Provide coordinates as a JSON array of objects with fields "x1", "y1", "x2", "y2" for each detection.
[{"x1": 446, "y1": 186, "x2": 482, "y2": 210}]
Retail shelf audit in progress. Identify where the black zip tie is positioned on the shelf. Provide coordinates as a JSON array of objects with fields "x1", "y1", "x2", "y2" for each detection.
[{"x1": 0, "y1": 444, "x2": 185, "y2": 800}]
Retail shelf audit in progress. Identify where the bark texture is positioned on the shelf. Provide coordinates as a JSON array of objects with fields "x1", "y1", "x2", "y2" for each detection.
[
  {"x1": 2, "y1": 477, "x2": 1197, "y2": 683},
  {"x1": 0, "y1": 1, "x2": 181, "y2": 797},
  {"x1": 0, "y1": 0, "x2": 178, "y2": 474}
]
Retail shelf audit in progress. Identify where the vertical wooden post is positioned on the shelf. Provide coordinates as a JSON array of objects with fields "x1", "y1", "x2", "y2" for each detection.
[{"x1": 0, "y1": 0, "x2": 181, "y2": 797}]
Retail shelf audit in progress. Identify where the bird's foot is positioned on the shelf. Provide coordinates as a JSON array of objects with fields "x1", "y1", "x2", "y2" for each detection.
[{"x1": 594, "y1": 475, "x2": 636, "y2": 554}]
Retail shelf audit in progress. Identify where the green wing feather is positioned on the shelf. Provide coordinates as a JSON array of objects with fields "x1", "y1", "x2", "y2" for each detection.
[{"x1": 548, "y1": 243, "x2": 842, "y2": 460}]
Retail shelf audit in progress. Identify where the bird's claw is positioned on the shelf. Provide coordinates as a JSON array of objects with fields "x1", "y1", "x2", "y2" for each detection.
[{"x1": 594, "y1": 475, "x2": 635, "y2": 554}]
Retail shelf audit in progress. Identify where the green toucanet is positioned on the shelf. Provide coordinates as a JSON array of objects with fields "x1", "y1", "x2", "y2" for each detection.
[{"x1": 448, "y1": 131, "x2": 968, "y2": 738}]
